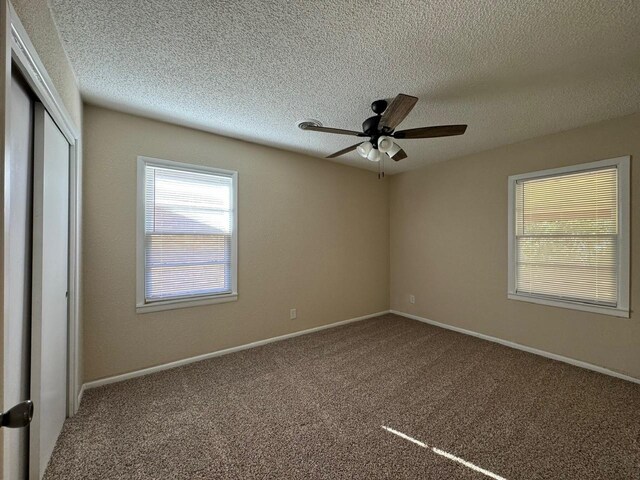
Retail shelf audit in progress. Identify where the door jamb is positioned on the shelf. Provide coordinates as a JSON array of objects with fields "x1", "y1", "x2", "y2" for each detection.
[
  {"x1": 1, "y1": 0, "x2": 11, "y2": 472},
  {"x1": 6, "y1": 4, "x2": 82, "y2": 418}
]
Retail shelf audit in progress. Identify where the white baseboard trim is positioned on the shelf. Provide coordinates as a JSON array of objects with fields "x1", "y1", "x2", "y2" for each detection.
[
  {"x1": 76, "y1": 384, "x2": 86, "y2": 413},
  {"x1": 391, "y1": 310, "x2": 640, "y2": 385},
  {"x1": 82, "y1": 310, "x2": 391, "y2": 392}
]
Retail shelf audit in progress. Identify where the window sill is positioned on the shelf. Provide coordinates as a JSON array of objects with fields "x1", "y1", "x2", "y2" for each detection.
[
  {"x1": 508, "y1": 293, "x2": 629, "y2": 318},
  {"x1": 136, "y1": 293, "x2": 238, "y2": 314}
]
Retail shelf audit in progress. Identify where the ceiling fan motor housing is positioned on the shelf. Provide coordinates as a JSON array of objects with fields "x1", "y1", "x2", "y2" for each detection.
[
  {"x1": 363, "y1": 98, "x2": 395, "y2": 140},
  {"x1": 362, "y1": 115, "x2": 394, "y2": 141}
]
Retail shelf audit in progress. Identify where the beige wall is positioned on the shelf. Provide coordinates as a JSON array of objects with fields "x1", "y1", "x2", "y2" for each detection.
[
  {"x1": 11, "y1": 0, "x2": 81, "y2": 128},
  {"x1": 82, "y1": 105, "x2": 389, "y2": 382},
  {"x1": 390, "y1": 113, "x2": 640, "y2": 379}
]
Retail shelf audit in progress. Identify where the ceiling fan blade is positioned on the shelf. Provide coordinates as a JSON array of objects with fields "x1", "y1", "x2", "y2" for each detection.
[
  {"x1": 326, "y1": 143, "x2": 362, "y2": 158},
  {"x1": 391, "y1": 147, "x2": 407, "y2": 161},
  {"x1": 393, "y1": 124, "x2": 467, "y2": 139},
  {"x1": 302, "y1": 125, "x2": 365, "y2": 137},
  {"x1": 379, "y1": 94, "x2": 418, "y2": 130}
]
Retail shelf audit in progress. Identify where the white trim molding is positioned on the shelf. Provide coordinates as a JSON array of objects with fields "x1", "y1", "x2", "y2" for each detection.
[
  {"x1": 76, "y1": 383, "x2": 86, "y2": 409},
  {"x1": 136, "y1": 292, "x2": 238, "y2": 314},
  {"x1": 391, "y1": 310, "x2": 640, "y2": 385},
  {"x1": 8, "y1": 4, "x2": 78, "y2": 142},
  {"x1": 81, "y1": 308, "x2": 640, "y2": 401},
  {"x1": 83, "y1": 310, "x2": 391, "y2": 390},
  {"x1": 507, "y1": 156, "x2": 631, "y2": 318}
]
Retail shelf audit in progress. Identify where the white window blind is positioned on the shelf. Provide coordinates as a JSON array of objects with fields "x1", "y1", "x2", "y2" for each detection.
[
  {"x1": 514, "y1": 167, "x2": 618, "y2": 306},
  {"x1": 142, "y1": 162, "x2": 235, "y2": 303}
]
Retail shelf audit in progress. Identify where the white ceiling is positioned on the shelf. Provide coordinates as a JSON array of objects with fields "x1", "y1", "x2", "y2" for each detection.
[{"x1": 49, "y1": 0, "x2": 640, "y2": 174}]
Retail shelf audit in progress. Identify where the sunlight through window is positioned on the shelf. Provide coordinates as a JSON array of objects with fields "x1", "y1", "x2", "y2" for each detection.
[{"x1": 381, "y1": 426, "x2": 507, "y2": 480}]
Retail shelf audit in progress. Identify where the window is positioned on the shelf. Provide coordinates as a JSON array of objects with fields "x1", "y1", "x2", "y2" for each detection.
[
  {"x1": 136, "y1": 157, "x2": 237, "y2": 313},
  {"x1": 507, "y1": 156, "x2": 630, "y2": 317}
]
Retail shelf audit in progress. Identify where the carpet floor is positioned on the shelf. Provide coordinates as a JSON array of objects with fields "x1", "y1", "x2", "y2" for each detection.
[{"x1": 44, "y1": 314, "x2": 640, "y2": 479}]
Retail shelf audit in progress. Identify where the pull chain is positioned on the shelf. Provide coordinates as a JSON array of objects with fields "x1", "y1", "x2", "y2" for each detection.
[{"x1": 378, "y1": 155, "x2": 385, "y2": 179}]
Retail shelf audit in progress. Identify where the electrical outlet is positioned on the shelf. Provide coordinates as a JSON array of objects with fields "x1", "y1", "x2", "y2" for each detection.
[
  {"x1": 409, "y1": 295, "x2": 416, "y2": 305},
  {"x1": 290, "y1": 308, "x2": 297, "y2": 320}
]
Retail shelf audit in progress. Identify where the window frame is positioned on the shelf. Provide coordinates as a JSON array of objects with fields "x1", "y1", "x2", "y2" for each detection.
[
  {"x1": 136, "y1": 156, "x2": 238, "y2": 313},
  {"x1": 507, "y1": 156, "x2": 630, "y2": 318}
]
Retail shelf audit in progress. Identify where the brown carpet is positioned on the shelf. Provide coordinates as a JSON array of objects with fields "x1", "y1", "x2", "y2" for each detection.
[{"x1": 44, "y1": 314, "x2": 640, "y2": 479}]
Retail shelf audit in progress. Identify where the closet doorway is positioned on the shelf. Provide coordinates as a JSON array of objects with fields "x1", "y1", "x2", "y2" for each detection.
[{"x1": 5, "y1": 67, "x2": 71, "y2": 480}]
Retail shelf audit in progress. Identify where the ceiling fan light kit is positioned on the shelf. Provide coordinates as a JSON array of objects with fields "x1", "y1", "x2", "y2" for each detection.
[
  {"x1": 298, "y1": 93, "x2": 467, "y2": 176},
  {"x1": 377, "y1": 136, "x2": 394, "y2": 153},
  {"x1": 386, "y1": 142, "x2": 401, "y2": 158},
  {"x1": 367, "y1": 148, "x2": 382, "y2": 162},
  {"x1": 356, "y1": 141, "x2": 373, "y2": 157},
  {"x1": 354, "y1": 136, "x2": 399, "y2": 162}
]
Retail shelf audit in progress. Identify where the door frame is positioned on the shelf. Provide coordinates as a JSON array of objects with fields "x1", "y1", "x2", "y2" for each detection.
[
  {"x1": 2, "y1": 1, "x2": 83, "y2": 428},
  {"x1": 1, "y1": 0, "x2": 11, "y2": 472}
]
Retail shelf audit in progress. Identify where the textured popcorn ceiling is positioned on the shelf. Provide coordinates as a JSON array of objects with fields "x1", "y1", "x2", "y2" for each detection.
[{"x1": 49, "y1": 0, "x2": 640, "y2": 173}]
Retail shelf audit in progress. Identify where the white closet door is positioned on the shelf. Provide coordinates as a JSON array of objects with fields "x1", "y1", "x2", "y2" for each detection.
[
  {"x1": 30, "y1": 103, "x2": 70, "y2": 480},
  {"x1": 5, "y1": 68, "x2": 34, "y2": 480}
]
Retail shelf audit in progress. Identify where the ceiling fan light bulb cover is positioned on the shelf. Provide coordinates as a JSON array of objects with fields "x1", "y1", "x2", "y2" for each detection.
[
  {"x1": 367, "y1": 148, "x2": 382, "y2": 162},
  {"x1": 356, "y1": 141, "x2": 373, "y2": 157},
  {"x1": 378, "y1": 136, "x2": 394, "y2": 153},
  {"x1": 387, "y1": 142, "x2": 401, "y2": 158}
]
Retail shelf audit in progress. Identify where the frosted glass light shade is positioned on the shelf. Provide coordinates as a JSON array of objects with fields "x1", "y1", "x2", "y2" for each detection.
[
  {"x1": 356, "y1": 141, "x2": 373, "y2": 158},
  {"x1": 378, "y1": 136, "x2": 394, "y2": 153},
  {"x1": 367, "y1": 148, "x2": 382, "y2": 162},
  {"x1": 387, "y1": 142, "x2": 401, "y2": 158}
]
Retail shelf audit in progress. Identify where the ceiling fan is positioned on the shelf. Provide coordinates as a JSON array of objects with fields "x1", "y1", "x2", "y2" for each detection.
[{"x1": 298, "y1": 94, "x2": 467, "y2": 177}]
